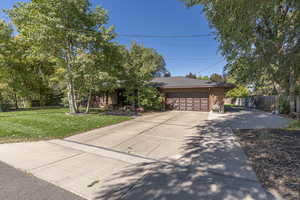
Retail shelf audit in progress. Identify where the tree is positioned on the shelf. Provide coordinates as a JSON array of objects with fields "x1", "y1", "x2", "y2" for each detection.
[
  {"x1": 153, "y1": 60, "x2": 168, "y2": 77},
  {"x1": 186, "y1": 72, "x2": 197, "y2": 79},
  {"x1": 181, "y1": 0, "x2": 300, "y2": 113},
  {"x1": 121, "y1": 42, "x2": 166, "y2": 112},
  {"x1": 197, "y1": 75, "x2": 210, "y2": 80},
  {"x1": 0, "y1": 23, "x2": 56, "y2": 109},
  {"x1": 0, "y1": 20, "x2": 13, "y2": 58},
  {"x1": 7, "y1": 0, "x2": 115, "y2": 113},
  {"x1": 210, "y1": 73, "x2": 224, "y2": 82},
  {"x1": 226, "y1": 85, "x2": 250, "y2": 98},
  {"x1": 0, "y1": 20, "x2": 13, "y2": 111}
]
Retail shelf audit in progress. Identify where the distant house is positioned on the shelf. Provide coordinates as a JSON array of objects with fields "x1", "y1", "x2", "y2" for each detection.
[{"x1": 91, "y1": 77, "x2": 234, "y2": 112}]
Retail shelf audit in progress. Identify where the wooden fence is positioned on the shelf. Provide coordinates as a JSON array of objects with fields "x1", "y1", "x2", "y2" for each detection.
[{"x1": 226, "y1": 95, "x2": 300, "y2": 113}]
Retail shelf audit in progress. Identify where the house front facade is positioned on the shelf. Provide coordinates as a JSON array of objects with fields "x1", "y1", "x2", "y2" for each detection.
[
  {"x1": 91, "y1": 77, "x2": 234, "y2": 112},
  {"x1": 151, "y1": 77, "x2": 235, "y2": 112}
]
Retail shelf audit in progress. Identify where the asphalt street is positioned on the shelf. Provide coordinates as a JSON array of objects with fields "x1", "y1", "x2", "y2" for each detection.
[{"x1": 0, "y1": 161, "x2": 85, "y2": 200}]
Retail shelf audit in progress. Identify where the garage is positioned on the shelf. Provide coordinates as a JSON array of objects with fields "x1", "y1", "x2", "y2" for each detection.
[
  {"x1": 151, "y1": 77, "x2": 235, "y2": 112},
  {"x1": 166, "y1": 92, "x2": 209, "y2": 111}
]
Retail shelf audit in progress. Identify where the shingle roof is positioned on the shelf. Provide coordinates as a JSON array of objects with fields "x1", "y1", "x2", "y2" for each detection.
[{"x1": 151, "y1": 77, "x2": 235, "y2": 89}]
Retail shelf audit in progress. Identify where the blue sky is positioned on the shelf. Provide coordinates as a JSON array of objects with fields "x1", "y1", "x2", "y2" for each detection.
[{"x1": 0, "y1": 0, "x2": 226, "y2": 77}]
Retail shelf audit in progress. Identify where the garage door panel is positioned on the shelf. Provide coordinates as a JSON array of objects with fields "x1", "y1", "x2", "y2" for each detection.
[
  {"x1": 167, "y1": 92, "x2": 208, "y2": 98},
  {"x1": 166, "y1": 92, "x2": 209, "y2": 112}
]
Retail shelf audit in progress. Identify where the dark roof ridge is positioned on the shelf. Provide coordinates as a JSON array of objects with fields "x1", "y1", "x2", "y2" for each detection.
[{"x1": 151, "y1": 77, "x2": 235, "y2": 89}]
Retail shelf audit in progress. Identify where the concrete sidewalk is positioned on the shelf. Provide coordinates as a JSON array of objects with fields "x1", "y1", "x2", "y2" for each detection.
[{"x1": 0, "y1": 111, "x2": 277, "y2": 200}]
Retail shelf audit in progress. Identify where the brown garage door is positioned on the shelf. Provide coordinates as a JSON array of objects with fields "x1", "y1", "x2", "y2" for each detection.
[{"x1": 166, "y1": 92, "x2": 209, "y2": 111}]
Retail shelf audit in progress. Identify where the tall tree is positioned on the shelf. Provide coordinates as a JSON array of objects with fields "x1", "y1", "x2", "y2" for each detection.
[
  {"x1": 1, "y1": 21, "x2": 57, "y2": 108},
  {"x1": 182, "y1": 0, "x2": 300, "y2": 112},
  {"x1": 210, "y1": 73, "x2": 224, "y2": 82},
  {"x1": 0, "y1": 20, "x2": 13, "y2": 111},
  {"x1": 186, "y1": 72, "x2": 197, "y2": 79},
  {"x1": 75, "y1": 43, "x2": 123, "y2": 113},
  {"x1": 7, "y1": 0, "x2": 115, "y2": 113},
  {"x1": 121, "y1": 42, "x2": 166, "y2": 112}
]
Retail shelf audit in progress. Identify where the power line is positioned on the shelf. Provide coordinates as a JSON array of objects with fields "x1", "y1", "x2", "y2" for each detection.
[
  {"x1": 40, "y1": 25, "x2": 214, "y2": 39},
  {"x1": 198, "y1": 60, "x2": 226, "y2": 74},
  {"x1": 117, "y1": 34, "x2": 213, "y2": 38},
  {"x1": 167, "y1": 57, "x2": 220, "y2": 61}
]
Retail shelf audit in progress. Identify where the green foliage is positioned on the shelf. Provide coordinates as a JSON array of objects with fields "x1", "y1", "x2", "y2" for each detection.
[
  {"x1": 197, "y1": 75, "x2": 210, "y2": 80},
  {"x1": 186, "y1": 72, "x2": 197, "y2": 79},
  {"x1": 181, "y1": 0, "x2": 300, "y2": 112},
  {"x1": 0, "y1": 85, "x2": 11, "y2": 112},
  {"x1": 278, "y1": 96, "x2": 290, "y2": 114},
  {"x1": 7, "y1": 0, "x2": 115, "y2": 113},
  {"x1": 0, "y1": 20, "x2": 13, "y2": 63},
  {"x1": 288, "y1": 120, "x2": 300, "y2": 130},
  {"x1": 226, "y1": 85, "x2": 250, "y2": 98},
  {"x1": 121, "y1": 42, "x2": 166, "y2": 107},
  {"x1": 210, "y1": 73, "x2": 224, "y2": 82},
  {"x1": 2, "y1": 1, "x2": 168, "y2": 113},
  {"x1": 138, "y1": 86, "x2": 164, "y2": 110}
]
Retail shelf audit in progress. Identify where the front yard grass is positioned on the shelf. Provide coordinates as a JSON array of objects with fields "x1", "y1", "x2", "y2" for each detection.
[
  {"x1": 0, "y1": 108, "x2": 131, "y2": 143},
  {"x1": 288, "y1": 120, "x2": 300, "y2": 130},
  {"x1": 234, "y1": 129, "x2": 300, "y2": 200}
]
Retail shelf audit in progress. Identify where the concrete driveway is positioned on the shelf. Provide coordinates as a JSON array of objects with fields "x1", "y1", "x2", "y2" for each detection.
[
  {"x1": 209, "y1": 108, "x2": 291, "y2": 129},
  {"x1": 0, "y1": 111, "x2": 279, "y2": 200}
]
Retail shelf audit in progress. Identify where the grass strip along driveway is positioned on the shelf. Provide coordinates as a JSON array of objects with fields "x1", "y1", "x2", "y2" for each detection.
[{"x1": 0, "y1": 108, "x2": 131, "y2": 143}]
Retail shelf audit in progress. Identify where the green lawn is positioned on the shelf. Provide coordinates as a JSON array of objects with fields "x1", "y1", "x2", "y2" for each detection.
[
  {"x1": 288, "y1": 120, "x2": 300, "y2": 130},
  {"x1": 0, "y1": 108, "x2": 131, "y2": 143}
]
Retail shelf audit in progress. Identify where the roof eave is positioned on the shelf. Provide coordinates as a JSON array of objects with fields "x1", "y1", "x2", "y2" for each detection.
[{"x1": 159, "y1": 85, "x2": 235, "y2": 89}]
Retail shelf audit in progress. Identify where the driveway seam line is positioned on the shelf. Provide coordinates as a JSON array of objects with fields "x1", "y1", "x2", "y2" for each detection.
[
  {"x1": 145, "y1": 143, "x2": 162, "y2": 157},
  {"x1": 61, "y1": 139, "x2": 160, "y2": 163},
  {"x1": 133, "y1": 120, "x2": 194, "y2": 127},
  {"x1": 77, "y1": 112, "x2": 175, "y2": 143},
  {"x1": 28, "y1": 152, "x2": 85, "y2": 171},
  {"x1": 111, "y1": 112, "x2": 184, "y2": 149},
  {"x1": 142, "y1": 134, "x2": 182, "y2": 142},
  {"x1": 54, "y1": 137, "x2": 259, "y2": 184}
]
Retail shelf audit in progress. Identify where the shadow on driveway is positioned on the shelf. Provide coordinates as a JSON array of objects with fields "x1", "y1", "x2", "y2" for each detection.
[{"x1": 93, "y1": 111, "x2": 281, "y2": 200}]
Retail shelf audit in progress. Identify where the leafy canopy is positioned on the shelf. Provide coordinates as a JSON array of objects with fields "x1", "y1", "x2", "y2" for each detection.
[{"x1": 7, "y1": 0, "x2": 115, "y2": 113}]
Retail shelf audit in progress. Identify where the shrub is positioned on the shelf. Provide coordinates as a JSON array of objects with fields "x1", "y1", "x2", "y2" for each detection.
[
  {"x1": 278, "y1": 96, "x2": 290, "y2": 114},
  {"x1": 0, "y1": 94, "x2": 11, "y2": 112},
  {"x1": 0, "y1": 103, "x2": 10, "y2": 112},
  {"x1": 138, "y1": 86, "x2": 164, "y2": 111}
]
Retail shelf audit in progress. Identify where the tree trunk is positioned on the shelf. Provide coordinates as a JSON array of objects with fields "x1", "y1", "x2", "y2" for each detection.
[
  {"x1": 39, "y1": 88, "x2": 45, "y2": 107},
  {"x1": 14, "y1": 93, "x2": 18, "y2": 110},
  {"x1": 289, "y1": 66, "x2": 296, "y2": 113},
  {"x1": 106, "y1": 91, "x2": 109, "y2": 106},
  {"x1": 65, "y1": 39, "x2": 79, "y2": 114},
  {"x1": 0, "y1": 94, "x2": 3, "y2": 112},
  {"x1": 67, "y1": 80, "x2": 78, "y2": 114},
  {"x1": 134, "y1": 89, "x2": 139, "y2": 115},
  {"x1": 85, "y1": 91, "x2": 92, "y2": 114}
]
